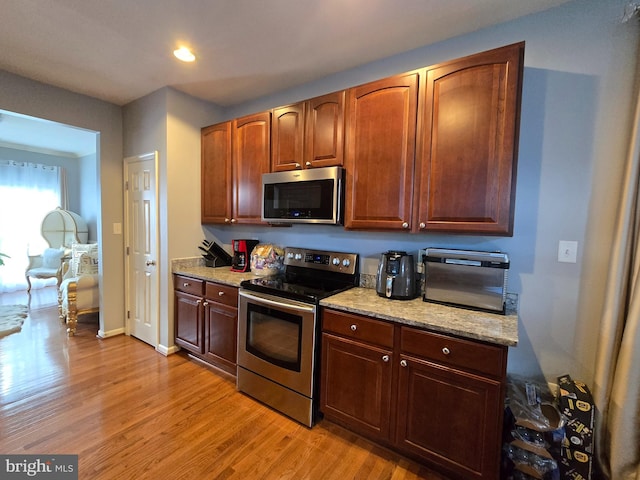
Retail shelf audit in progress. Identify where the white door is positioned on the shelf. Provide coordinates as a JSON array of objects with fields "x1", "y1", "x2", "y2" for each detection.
[{"x1": 124, "y1": 152, "x2": 159, "y2": 347}]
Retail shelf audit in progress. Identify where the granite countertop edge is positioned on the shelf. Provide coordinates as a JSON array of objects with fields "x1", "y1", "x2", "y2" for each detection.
[{"x1": 172, "y1": 259, "x2": 518, "y2": 348}]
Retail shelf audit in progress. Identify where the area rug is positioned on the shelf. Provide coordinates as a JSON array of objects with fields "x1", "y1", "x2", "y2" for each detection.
[{"x1": 0, "y1": 304, "x2": 28, "y2": 339}]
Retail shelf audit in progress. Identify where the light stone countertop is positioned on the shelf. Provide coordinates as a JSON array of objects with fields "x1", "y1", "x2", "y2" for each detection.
[
  {"x1": 172, "y1": 258, "x2": 518, "y2": 347},
  {"x1": 320, "y1": 288, "x2": 518, "y2": 347}
]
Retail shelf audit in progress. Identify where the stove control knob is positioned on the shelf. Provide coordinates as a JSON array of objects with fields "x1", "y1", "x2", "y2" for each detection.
[
  {"x1": 287, "y1": 252, "x2": 295, "y2": 259},
  {"x1": 332, "y1": 257, "x2": 340, "y2": 266},
  {"x1": 294, "y1": 253, "x2": 302, "y2": 260},
  {"x1": 342, "y1": 259, "x2": 350, "y2": 267}
]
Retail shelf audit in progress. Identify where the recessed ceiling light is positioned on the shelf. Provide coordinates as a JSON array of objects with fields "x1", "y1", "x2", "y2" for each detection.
[{"x1": 173, "y1": 46, "x2": 196, "y2": 63}]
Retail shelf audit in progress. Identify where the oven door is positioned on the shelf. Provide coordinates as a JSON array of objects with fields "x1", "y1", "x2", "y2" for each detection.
[{"x1": 238, "y1": 289, "x2": 317, "y2": 397}]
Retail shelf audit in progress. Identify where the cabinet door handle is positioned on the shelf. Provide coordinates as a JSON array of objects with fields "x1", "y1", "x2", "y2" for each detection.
[
  {"x1": 382, "y1": 355, "x2": 390, "y2": 362},
  {"x1": 230, "y1": 218, "x2": 237, "y2": 223},
  {"x1": 402, "y1": 222, "x2": 409, "y2": 229},
  {"x1": 203, "y1": 301, "x2": 209, "y2": 307},
  {"x1": 419, "y1": 222, "x2": 426, "y2": 229},
  {"x1": 350, "y1": 324, "x2": 357, "y2": 331},
  {"x1": 305, "y1": 161, "x2": 312, "y2": 167},
  {"x1": 218, "y1": 291, "x2": 224, "y2": 296},
  {"x1": 224, "y1": 218, "x2": 231, "y2": 223},
  {"x1": 196, "y1": 299, "x2": 202, "y2": 305},
  {"x1": 183, "y1": 282, "x2": 190, "y2": 287},
  {"x1": 295, "y1": 163, "x2": 301, "y2": 169},
  {"x1": 442, "y1": 347, "x2": 451, "y2": 355},
  {"x1": 400, "y1": 359, "x2": 407, "y2": 367}
]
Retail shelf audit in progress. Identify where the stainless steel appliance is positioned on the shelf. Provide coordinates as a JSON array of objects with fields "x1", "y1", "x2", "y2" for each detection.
[
  {"x1": 375, "y1": 251, "x2": 417, "y2": 300},
  {"x1": 231, "y1": 239, "x2": 259, "y2": 272},
  {"x1": 423, "y1": 248, "x2": 509, "y2": 313},
  {"x1": 261, "y1": 166, "x2": 344, "y2": 224},
  {"x1": 238, "y1": 247, "x2": 359, "y2": 427}
]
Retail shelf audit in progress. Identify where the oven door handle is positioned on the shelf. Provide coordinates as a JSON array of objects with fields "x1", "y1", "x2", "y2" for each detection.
[{"x1": 240, "y1": 290, "x2": 316, "y2": 313}]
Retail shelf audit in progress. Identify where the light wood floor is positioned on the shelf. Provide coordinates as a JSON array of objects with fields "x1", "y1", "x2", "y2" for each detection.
[{"x1": 0, "y1": 287, "x2": 451, "y2": 480}]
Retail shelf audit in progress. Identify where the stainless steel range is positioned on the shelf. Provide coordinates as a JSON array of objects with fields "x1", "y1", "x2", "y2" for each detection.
[{"x1": 237, "y1": 247, "x2": 359, "y2": 427}]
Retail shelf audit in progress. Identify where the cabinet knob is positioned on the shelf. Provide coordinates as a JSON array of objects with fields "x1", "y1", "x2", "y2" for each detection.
[
  {"x1": 400, "y1": 359, "x2": 408, "y2": 367},
  {"x1": 295, "y1": 163, "x2": 301, "y2": 169},
  {"x1": 442, "y1": 347, "x2": 451, "y2": 355},
  {"x1": 183, "y1": 282, "x2": 190, "y2": 287},
  {"x1": 382, "y1": 355, "x2": 390, "y2": 363},
  {"x1": 350, "y1": 324, "x2": 357, "y2": 331},
  {"x1": 230, "y1": 218, "x2": 237, "y2": 223},
  {"x1": 203, "y1": 301, "x2": 209, "y2": 307},
  {"x1": 402, "y1": 222, "x2": 409, "y2": 229},
  {"x1": 196, "y1": 299, "x2": 202, "y2": 305},
  {"x1": 218, "y1": 291, "x2": 225, "y2": 296},
  {"x1": 305, "y1": 161, "x2": 312, "y2": 167},
  {"x1": 224, "y1": 218, "x2": 231, "y2": 223},
  {"x1": 419, "y1": 222, "x2": 426, "y2": 229}
]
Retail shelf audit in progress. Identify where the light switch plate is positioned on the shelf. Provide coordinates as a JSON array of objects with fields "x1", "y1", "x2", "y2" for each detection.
[{"x1": 558, "y1": 240, "x2": 578, "y2": 263}]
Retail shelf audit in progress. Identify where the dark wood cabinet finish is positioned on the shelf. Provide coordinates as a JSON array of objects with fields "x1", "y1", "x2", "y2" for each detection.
[
  {"x1": 174, "y1": 275, "x2": 239, "y2": 375},
  {"x1": 305, "y1": 91, "x2": 345, "y2": 169},
  {"x1": 271, "y1": 91, "x2": 345, "y2": 172},
  {"x1": 321, "y1": 333, "x2": 393, "y2": 442},
  {"x1": 232, "y1": 112, "x2": 271, "y2": 224},
  {"x1": 272, "y1": 103, "x2": 306, "y2": 171},
  {"x1": 201, "y1": 122, "x2": 232, "y2": 224},
  {"x1": 415, "y1": 42, "x2": 524, "y2": 235},
  {"x1": 344, "y1": 73, "x2": 419, "y2": 230},
  {"x1": 174, "y1": 275, "x2": 205, "y2": 354},
  {"x1": 203, "y1": 283, "x2": 238, "y2": 375},
  {"x1": 320, "y1": 308, "x2": 508, "y2": 479}
]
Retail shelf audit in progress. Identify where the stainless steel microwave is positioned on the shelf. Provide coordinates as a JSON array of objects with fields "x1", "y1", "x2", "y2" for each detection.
[{"x1": 262, "y1": 166, "x2": 344, "y2": 224}]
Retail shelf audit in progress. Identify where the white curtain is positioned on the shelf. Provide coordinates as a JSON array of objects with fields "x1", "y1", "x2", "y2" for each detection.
[
  {"x1": 0, "y1": 161, "x2": 65, "y2": 293},
  {"x1": 593, "y1": 48, "x2": 640, "y2": 479}
]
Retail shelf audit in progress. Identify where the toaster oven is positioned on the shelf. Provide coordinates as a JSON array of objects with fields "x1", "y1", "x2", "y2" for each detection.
[{"x1": 423, "y1": 248, "x2": 509, "y2": 314}]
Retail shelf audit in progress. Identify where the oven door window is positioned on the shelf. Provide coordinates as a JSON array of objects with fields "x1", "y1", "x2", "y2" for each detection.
[{"x1": 246, "y1": 303, "x2": 302, "y2": 372}]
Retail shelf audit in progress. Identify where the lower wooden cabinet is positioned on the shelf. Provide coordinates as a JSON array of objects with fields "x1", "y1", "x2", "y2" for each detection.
[
  {"x1": 174, "y1": 274, "x2": 238, "y2": 376},
  {"x1": 320, "y1": 308, "x2": 507, "y2": 479}
]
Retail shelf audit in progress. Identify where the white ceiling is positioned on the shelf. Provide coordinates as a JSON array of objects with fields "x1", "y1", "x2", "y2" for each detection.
[{"x1": 0, "y1": 0, "x2": 571, "y2": 157}]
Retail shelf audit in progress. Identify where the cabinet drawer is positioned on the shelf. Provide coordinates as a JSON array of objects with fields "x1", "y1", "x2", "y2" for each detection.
[
  {"x1": 323, "y1": 309, "x2": 394, "y2": 348},
  {"x1": 205, "y1": 282, "x2": 238, "y2": 307},
  {"x1": 400, "y1": 326, "x2": 506, "y2": 378},
  {"x1": 174, "y1": 275, "x2": 204, "y2": 296}
]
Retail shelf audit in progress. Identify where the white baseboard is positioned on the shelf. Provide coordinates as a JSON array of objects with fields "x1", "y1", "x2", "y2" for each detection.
[
  {"x1": 97, "y1": 327, "x2": 125, "y2": 338},
  {"x1": 156, "y1": 344, "x2": 180, "y2": 356}
]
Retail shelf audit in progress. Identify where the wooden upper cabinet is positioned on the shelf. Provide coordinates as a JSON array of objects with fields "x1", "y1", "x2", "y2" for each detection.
[
  {"x1": 415, "y1": 42, "x2": 524, "y2": 235},
  {"x1": 272, "y1": 103, "x2": 305, "y2": 171},
  {"x1": 344, "y1": 73, "x2": 419, "y2": 230},
  {"x1": 304, "y1": 91, "x2": 345, "y2": 169},
  {"x1": 201, "y1": 122, "x2": 232, "y2": 224},
  {"x1": 271, "y1": 91, "x2": 345, "y2": 172},
  {"x1": 232, "y1": 112, "x2": 271, "y2": 224}
]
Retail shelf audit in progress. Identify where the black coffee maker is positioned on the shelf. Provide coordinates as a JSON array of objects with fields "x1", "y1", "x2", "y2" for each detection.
[{"x1": 231, "y1": 239, "x2": 259, "y2": 272}]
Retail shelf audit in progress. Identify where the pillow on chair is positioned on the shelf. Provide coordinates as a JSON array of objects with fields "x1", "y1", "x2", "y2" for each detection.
[
  {"x1": 77, "y1": 252, "x2": 98, "y2": 275},
  {"x1": 42, "y1": 248, "x2": 65, "y2": 268},
  {"x1": 70, "y1": 243, "x2": 98, "y2": 276}
]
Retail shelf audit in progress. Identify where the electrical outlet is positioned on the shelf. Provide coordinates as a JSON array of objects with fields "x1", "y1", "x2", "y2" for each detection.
[{"x1": 558, "y1": 240, "x2": 578, "y2": 263}]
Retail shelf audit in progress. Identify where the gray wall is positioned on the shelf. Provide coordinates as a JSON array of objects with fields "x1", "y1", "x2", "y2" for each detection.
[
  {"x1": 0, "y1": 71, "x2": 124, "y2": 337},
  {"x1": 204, "y1": 0, "x2": 640, "y2": 385}
]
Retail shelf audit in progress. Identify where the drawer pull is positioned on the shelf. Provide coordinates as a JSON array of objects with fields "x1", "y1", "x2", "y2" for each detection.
[
  {"x1": 400, "y1": 359, "x2": 407, "y2": 367},
  {"x1": 183, "y1": 282, "x2": 190, "y2": 287},
  {"x1": 350, "y1": 324, "x2": 357, "y2": 332},
  {"x1": 382, "y1": 355, "x2": 389, "y2": 363},
  {"x1": 442, "y1": 347, "x2": 451, "y2": 355},
  {"x1": 218, "y1": 291, "x2": 225, "y2": 296}
]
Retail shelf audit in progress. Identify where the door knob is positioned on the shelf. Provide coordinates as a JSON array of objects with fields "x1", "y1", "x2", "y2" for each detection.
[{"x1": 146, "y1": 260, "x2": 156, "y2": 266}]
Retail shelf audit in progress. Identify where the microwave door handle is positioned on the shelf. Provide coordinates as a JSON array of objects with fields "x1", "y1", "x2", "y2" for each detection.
[{"x1": 240, "y1": 290, "x2": 316, "y2": 314}]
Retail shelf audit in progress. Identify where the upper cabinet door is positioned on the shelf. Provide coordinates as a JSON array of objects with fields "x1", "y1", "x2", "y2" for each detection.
[
  {"x1": 304, "y1": 90, "x2": 345, "y2": 169},
  {"x1": 415, "y1": 42, "x2": 524, "y2": 235},
  {"x1": 344, "y1": 73, "x2": 419, "y2": 230},
  {"x1": 233, "y1": 112, "x2": 271, "y2": 224},
  {"x1": 271, "y1": 103, "x2": 305, "y2": 172},
  {"x1": 201, "y1": 122, "x2": 232, "y2": 224}
]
